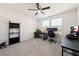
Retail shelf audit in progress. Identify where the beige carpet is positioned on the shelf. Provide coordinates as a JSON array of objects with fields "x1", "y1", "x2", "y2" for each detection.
[{"x1": 0, "y1": 38, "x2": 62, "y2": 56}]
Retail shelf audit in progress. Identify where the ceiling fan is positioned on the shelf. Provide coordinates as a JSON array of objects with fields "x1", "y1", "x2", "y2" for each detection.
[{"x1": 28, "y1": 3, "x2": 50, "y2": 15}]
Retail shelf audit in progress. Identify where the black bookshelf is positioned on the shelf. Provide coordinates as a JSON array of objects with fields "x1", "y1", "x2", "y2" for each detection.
[{"x1": 9, "y1": 22, "x2": 20, "y2": 45}]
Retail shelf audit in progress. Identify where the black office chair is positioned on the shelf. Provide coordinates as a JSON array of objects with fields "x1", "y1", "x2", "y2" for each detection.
[
  {"x1": 34, "y1": 29, "x2": 41, "y2": 38},
  {"x1": 48, "y1": 30, "x2": 56, "y2": 43}
]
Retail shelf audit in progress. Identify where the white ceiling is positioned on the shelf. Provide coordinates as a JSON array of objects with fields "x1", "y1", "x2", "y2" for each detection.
[{"x1": 0, "y1": 3, "x2": 79, "y2": 19}]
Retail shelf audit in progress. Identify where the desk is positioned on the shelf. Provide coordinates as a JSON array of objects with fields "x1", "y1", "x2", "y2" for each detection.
[
  {"x1": 40, "y1": 32, "x2": 48, "y2": 40},
  {"x1": 61, "y1": 38, "x2": 79, "y2": 56}
]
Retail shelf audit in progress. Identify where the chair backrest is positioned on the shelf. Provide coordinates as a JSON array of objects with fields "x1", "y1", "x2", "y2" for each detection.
[
  {"x1": 36, "y1": 29, "x2": 41, "y2": 33},
  {"x1": 48, "y1": 30, "x2": 55, "y2": 38}
]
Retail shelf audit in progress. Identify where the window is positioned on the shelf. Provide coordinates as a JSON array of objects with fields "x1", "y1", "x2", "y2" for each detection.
[
  {"x1": 42, "y1": 20, "x2": 49, "y2": 27},
  {"x1": 42, "y1": 18, "x2": 62, "y2": 27},
  {"x1": 51, "y1": 18, "x2": 62, "y2": 27}
]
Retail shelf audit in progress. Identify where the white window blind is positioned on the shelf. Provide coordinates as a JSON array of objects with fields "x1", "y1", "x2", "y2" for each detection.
[
  {"x1": 42, "y1": 20, "x2": 49, "y2": 27},
  {"x1": 51, "y1": 18, "x2": 62, "y2": 27}
]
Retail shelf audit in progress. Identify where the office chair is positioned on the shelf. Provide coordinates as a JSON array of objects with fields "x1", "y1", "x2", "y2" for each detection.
[
  {"x1": 34, "y1": 29, "x2": 41, "y2": 38},
  {"x1": 48, "y1": 30, "x2": 56, "y2": 43}
]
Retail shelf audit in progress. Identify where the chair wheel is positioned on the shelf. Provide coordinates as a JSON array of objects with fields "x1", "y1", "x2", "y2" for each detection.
[
  {"x1": 5, "y1": 46, "x2": 6, "y2": 48},
  {"x1": 50, "y1": 41, "x2": 52, "y2": 44}
]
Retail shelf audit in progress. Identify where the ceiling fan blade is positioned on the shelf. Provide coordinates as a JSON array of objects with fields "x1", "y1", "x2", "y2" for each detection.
[
  {"x1": 35, "y1": 12, "x2": 38, "y2": 15},
  {"x1": 42, "y1": 6, "x2": 50, "y2": 10},
  {"x1": 28, "y1": 9, "x2": 37, "y2": 11},
  {"x1": 36, "y1": 3, "x2": 40, "y2": 10},
  {"x1": 41, "y1": 11, "x2": 45, "y2": 14}
]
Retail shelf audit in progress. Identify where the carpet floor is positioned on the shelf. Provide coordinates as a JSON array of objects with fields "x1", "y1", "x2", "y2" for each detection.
[{"x1": 0, "y1": 38, "x2": 62, "y2": 56}]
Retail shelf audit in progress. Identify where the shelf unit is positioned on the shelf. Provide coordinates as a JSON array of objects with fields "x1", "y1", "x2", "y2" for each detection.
[{"x1": 9, "y1": 22, "x2": 20, "y2": 45}]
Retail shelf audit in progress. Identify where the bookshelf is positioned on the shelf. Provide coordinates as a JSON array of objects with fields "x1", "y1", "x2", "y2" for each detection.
[{"x1": 9, "y1": 22, "x2": 20, "y2": 45}]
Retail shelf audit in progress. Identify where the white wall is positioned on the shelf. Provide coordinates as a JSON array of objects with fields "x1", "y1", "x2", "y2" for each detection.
[
  {"x1": 38, "y1": 9, "x2": 77, "y2": 37},
  {"x1": 62, "y1": 9, "x2": 77, "y2": 36},
  {"x1": 0, "y1": 8, "x2": 37, "y2": 44},
  {"x1": 77, "y1": 7, "x2": 79, "y2": 25}
]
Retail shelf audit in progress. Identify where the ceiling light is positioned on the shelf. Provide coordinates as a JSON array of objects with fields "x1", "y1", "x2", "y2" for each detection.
[{"x1": 38, "y1": 10, "x2": 41, "y2": 13}]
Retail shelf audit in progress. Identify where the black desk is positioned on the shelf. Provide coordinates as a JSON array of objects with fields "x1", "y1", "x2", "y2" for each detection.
[
  {"x1": 34, "y1": 31, "x2": 48, "y2": 40},
  {"x1": 40, "y1": 32, "x2": 48, "y2": 40},
  {"x1": 61, "y1": 38, "x2": 79, "y2": 56}
]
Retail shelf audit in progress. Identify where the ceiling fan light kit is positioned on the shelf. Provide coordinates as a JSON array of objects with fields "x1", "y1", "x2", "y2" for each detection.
[{"x1": 38, "y1": 10, "x2": 41, "y2": 13}]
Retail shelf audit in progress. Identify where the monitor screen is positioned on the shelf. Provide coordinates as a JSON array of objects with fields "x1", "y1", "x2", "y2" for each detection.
[{"x1": 47, "y1": 28, "x2": 58, "y2": 31}]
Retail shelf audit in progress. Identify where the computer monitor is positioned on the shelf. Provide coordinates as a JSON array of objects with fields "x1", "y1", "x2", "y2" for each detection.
[{"x1": 47, "y1": 28, "x2": 58, "y2": 31}]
